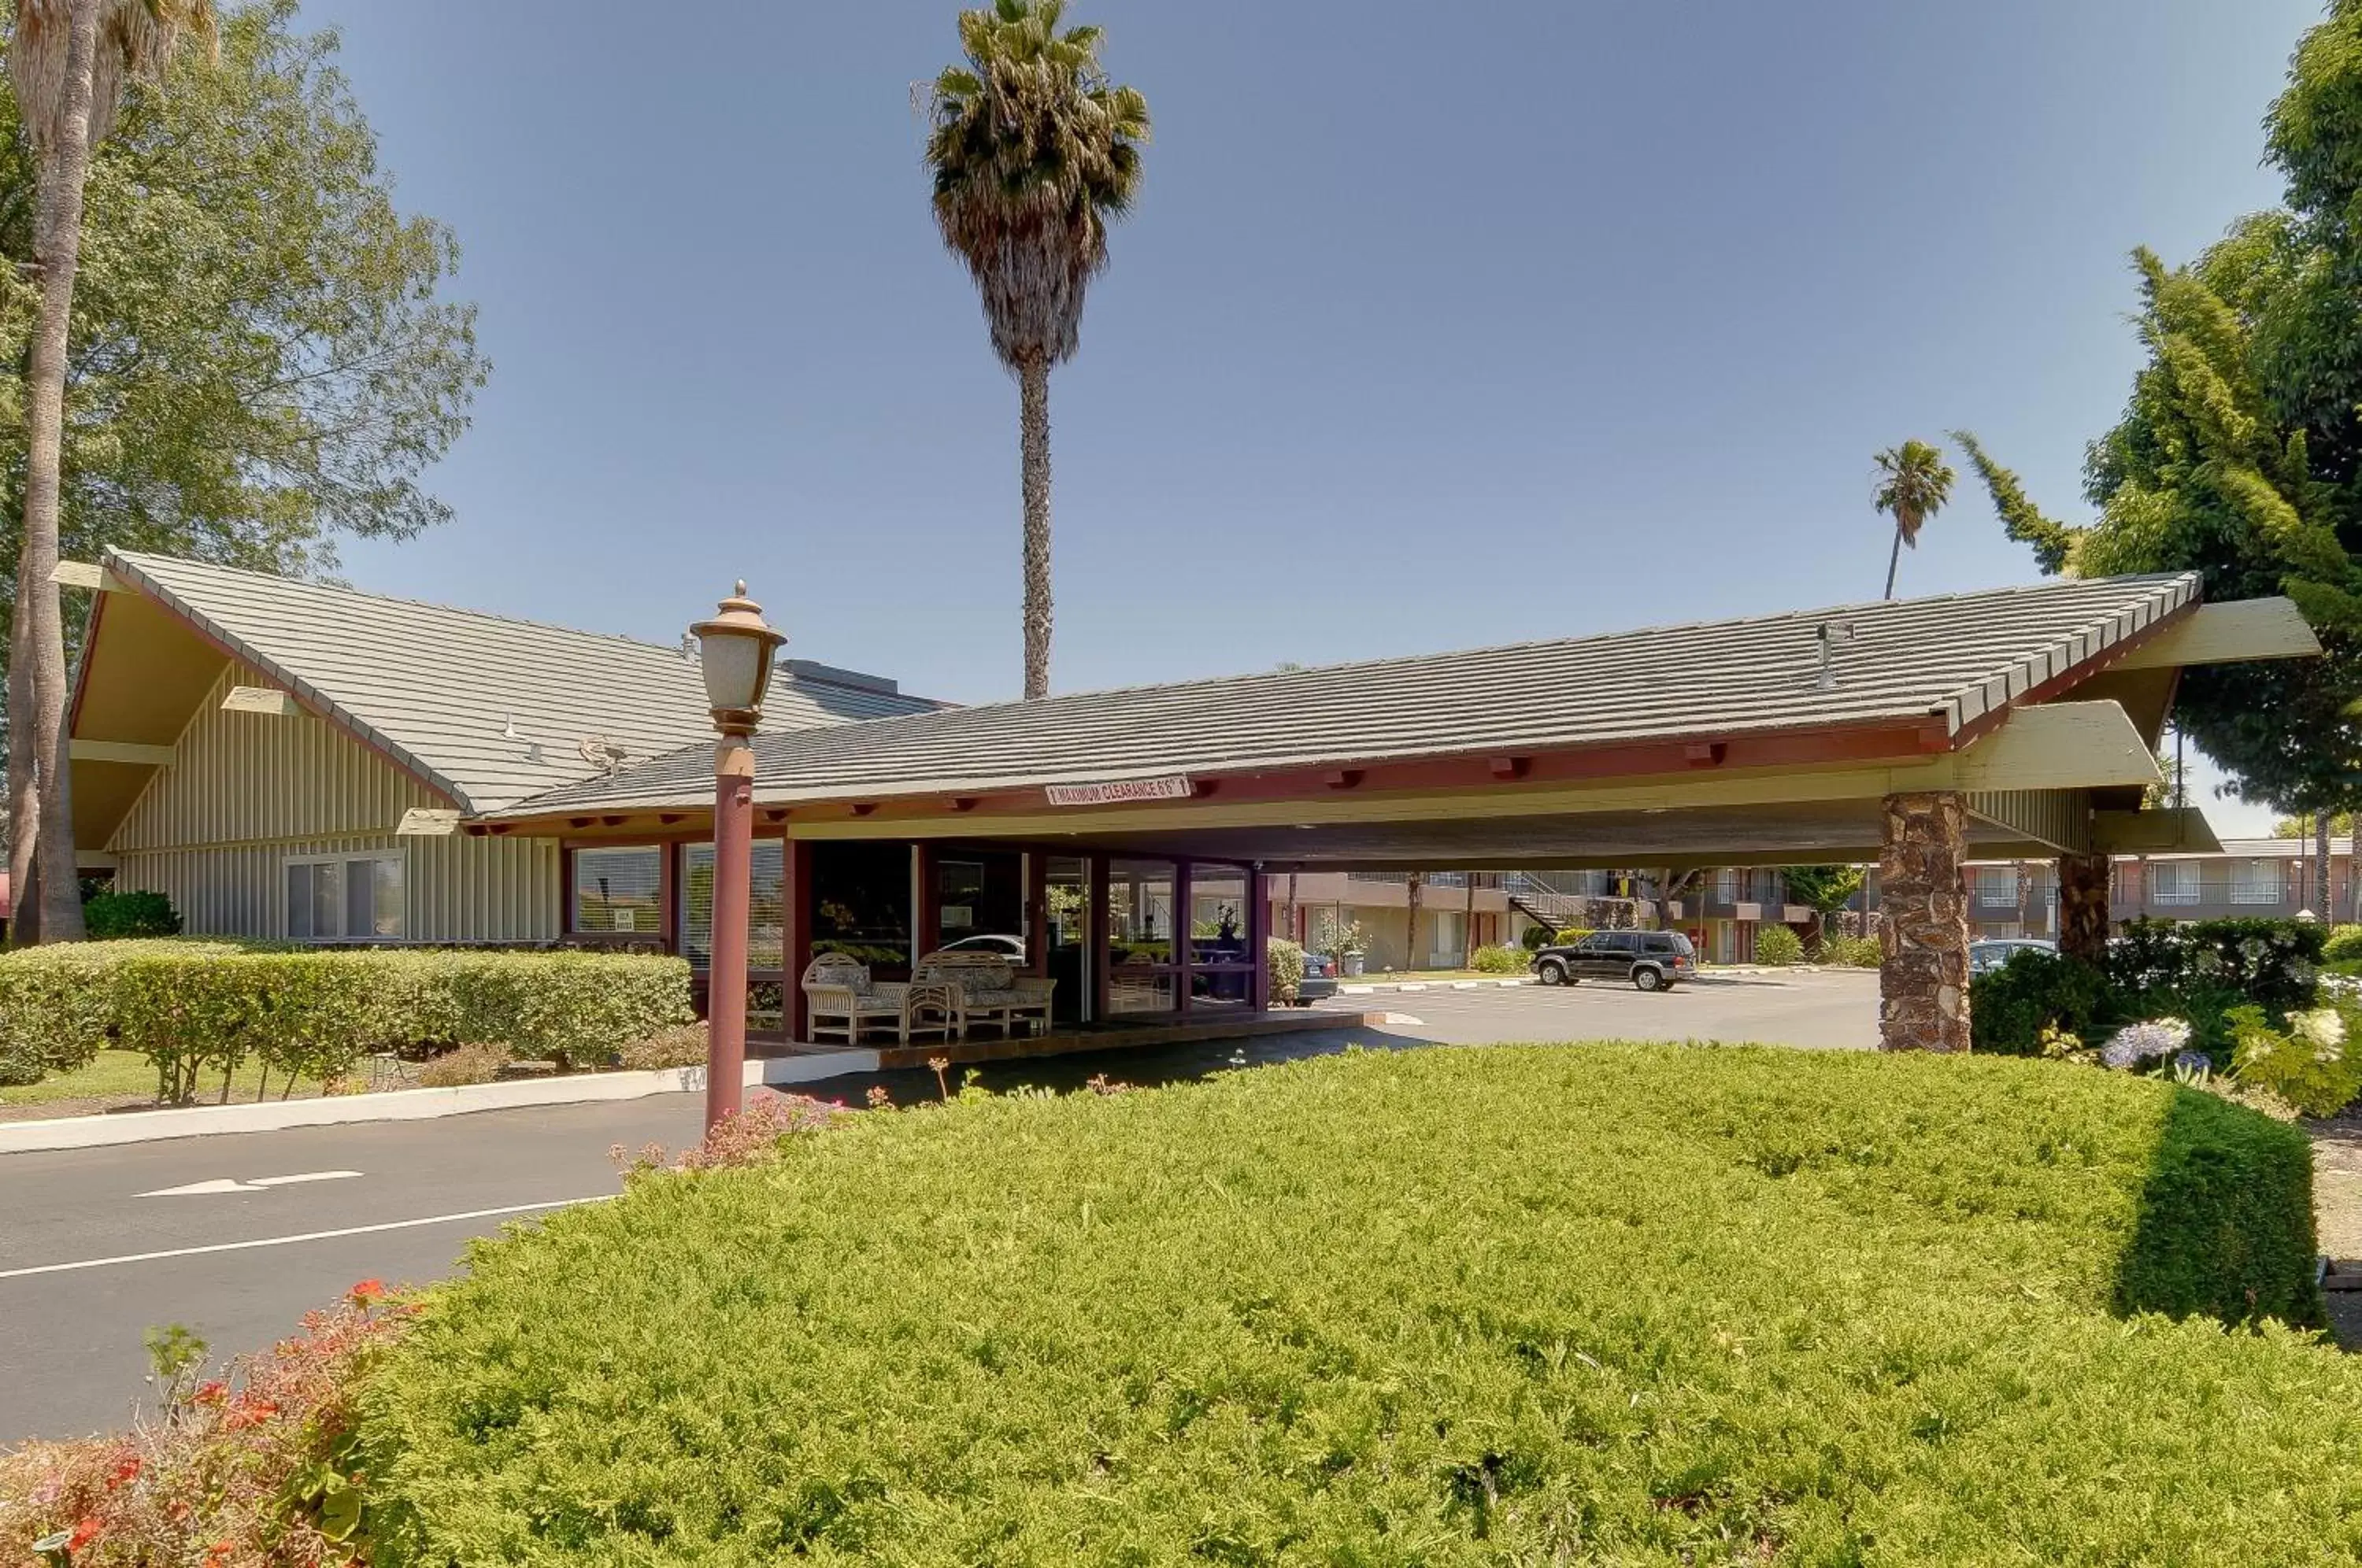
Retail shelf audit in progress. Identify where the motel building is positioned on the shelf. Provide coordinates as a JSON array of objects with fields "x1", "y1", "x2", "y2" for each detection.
[{"x1": 65, "y1": 549, "x2": 2319, "y2": 1060}]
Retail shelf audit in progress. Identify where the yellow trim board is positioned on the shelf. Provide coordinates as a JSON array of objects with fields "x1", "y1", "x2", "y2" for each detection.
[
  {"x1": 68, "y1": 739, "x2": 175, "y2": 767},
  {"x1": 2110, "y1": 597, "x2": 2319, "y2": 670},
  {"x1": 2090, "y1": 807, "x2": 2222, "y2": 855},
  {"x1": 790, "y1": 701, "x2": 2160, "y2": 842}
]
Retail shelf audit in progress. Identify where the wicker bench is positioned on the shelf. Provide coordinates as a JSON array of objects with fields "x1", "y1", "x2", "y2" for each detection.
[
  {"x1": 800, "y1": 953, "x2": 955, "y2": 1045},
  {"x1": 913, "y1": 950, "x2": 1055, "y2": 1037}
]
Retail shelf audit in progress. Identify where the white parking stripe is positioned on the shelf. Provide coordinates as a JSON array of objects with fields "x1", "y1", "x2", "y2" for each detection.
[{"x1": 0, "y1": 1196, "x2": 612, "y2": 1279}]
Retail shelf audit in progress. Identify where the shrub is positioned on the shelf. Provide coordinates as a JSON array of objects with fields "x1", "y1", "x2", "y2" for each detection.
[
  {"x1": 616, "y1": 1023, "x2": 709, "y2": 1072},
  {"x1": 1815, "y1": 931, "x2": 1881, "y2": 967},
  {"x1": 79, "y1": 888, "x2": 181, "y2": 939},
  {"x1": 0, "y1": 1285, "x2": 413, "y2": 1567},
  {"x1": 1552, "y1": 926, "x2": 1593, "y2": 945},
  {"x1": 1468, "y1": 942, "x2": 1524, "y2": 973},
  {"x1": 2323, "y1": 923, "x2": 2362, "y2": 965},
  {"x1": 357, "y1": 1047, "x2": 2350, "y2": 1565},
  {"x1": 1264, "y1": 937, "x2": 1305, "y2": 1003},
  {"x1": 415, "y1": 1041, "x2": 509, "y2": 1089},
  {"x1": 1518, "y1": 923, "x2": 1553, "y2": 951},
  {"x1": 0, "y1": 943, "x2": 693, "y2": 1100},
  {"x1": 1752, "y1": 924, "x2": 1805, "y2": 965},
  {"x1": 2227, "y1": 1002, "x2": 2362, "y2": 1119},
  {"x1": 1971, "y1": 950, "x2": 2117, "y2": 1056}
]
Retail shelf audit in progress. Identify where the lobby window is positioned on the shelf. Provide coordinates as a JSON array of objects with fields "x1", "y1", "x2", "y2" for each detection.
[
  {"x1": 574, "y1": 846, "x2": 662, "y2": 935},
  {"x1": 286, "y1": 853, "x2": 404, "y2": 941},
  {"x1": 680, "y1": 841, "x2": 785, "y2": 968}
]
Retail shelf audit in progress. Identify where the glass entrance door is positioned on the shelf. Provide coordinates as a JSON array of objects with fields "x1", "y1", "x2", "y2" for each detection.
[
  {"x1": 1045, "y1": 856, "x2": 1090, "y2": 1023},
  {"x1": 1105, "y1": 859, "x2": 1178, "y2": 1015}
]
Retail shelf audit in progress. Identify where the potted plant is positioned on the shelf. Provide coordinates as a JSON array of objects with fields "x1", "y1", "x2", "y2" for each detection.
[{"x1": 1319, "y1": 919, "x2": 1369, "y2": 978}]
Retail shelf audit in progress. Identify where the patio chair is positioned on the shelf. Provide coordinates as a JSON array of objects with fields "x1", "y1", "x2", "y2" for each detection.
[
  {"x1": 800, "y1": 953, "x2": 956, "y2": 1045},
  {"x1": 913, "y1": 950, "x2": 1056, "y2": 1037}
]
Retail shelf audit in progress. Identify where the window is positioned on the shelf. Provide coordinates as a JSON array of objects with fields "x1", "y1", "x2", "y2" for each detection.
[
  {"x1": 1713, "y1": 869, "x2": 1737, "y2": 903},
  {"x1": 573, "y1": 846, "x2": 662, "y2": 934},
  {"x1": 286, "y1": 854, "x2": 403, "y2": 941},
  {"x1": 2150, "y1": 860, "x2": 2200, "y2": 906},
  {"x1": 2230, "y1": 859, "x2": 2281, "y2": 906},
  {"x1": 679, "y1": 841, "x2": 786, "y2": 968},
  {"x1": 1973, "y1": 867, "x2": 2018, "y2": 909}
]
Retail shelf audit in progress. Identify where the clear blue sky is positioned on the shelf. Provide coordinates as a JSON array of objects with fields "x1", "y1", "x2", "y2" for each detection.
[{"x1": 304, "y1": 0, "x2": 2320, "y2": 830}]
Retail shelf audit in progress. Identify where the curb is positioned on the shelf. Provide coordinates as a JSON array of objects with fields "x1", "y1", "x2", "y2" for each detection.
[{"x1": 0, "y1": 1049, "x2": 876, "y2": 1155}]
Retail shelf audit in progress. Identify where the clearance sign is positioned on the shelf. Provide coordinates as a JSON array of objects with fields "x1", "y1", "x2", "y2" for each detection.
[{"x1": 1043, "y1": 775, "x2": 1194, "y2": 807}]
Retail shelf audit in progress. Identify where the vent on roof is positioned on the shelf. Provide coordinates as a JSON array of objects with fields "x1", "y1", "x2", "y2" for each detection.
[{"x1": 781, "y1": 658, "x2": 899, "y2": 696}]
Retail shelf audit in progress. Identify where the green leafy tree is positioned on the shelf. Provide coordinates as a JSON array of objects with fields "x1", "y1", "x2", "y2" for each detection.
[
  {"x1": 5, "y1": 0, "x2": 217, "y2": 943},
  {"x1": 2274, "y1": 812, "x2": 2353, "y2": 838},
  {"x1": 0, "y1": 0, "x2": 486, "y2": 940},
  {"x1": 1872, "y1": 440, "x2": 1955, "y2": 600},
  {"x1": 924, "y1": 0, "x2": 1147, "y2": 699},
  {"x1": 1779, "y1": 864, "x2": 1866, "y2": 947},
  {"x1": 1957, "y1": 4, "x2": 2362, "y2": 830}
]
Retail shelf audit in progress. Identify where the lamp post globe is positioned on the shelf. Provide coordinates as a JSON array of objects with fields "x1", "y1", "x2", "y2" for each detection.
[
  {"x1": 690, "y1": 582, "x2": 785, "y2": 1132},
  {"x1": 691, "y1": 581, "x2": 787, "y2": 733}
]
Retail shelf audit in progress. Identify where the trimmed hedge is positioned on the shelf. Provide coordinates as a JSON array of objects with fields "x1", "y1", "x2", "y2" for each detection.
[
  {"x1": 80, "y1": 888, "x2": 182, "y2": 939},
  {"x1": 1975, "y1": 917, "x2": 2333, "y2": 1060},
  {"x1": 361, "y1": 1046, "x2": 2354, "y2": 1565},
  {"x1": 0, "y1": 941, "x2": 693, "y2": 1097}
]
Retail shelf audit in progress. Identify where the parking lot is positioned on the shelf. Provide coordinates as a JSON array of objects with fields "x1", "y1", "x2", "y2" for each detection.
[{"x1": 1315, "y1": 967, "x2": 1879, "y2": 1051}]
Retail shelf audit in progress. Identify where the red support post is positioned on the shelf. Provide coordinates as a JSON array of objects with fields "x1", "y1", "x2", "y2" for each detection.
[
  {"x1": 1249, "y1": 870, "x2": 1272, "y2": 1013},
  {"x1": 705, "y1": 739, "x2": 755, "y2": 1131},
  {"x1": 783, "y1": 836, "x2": 813, "y2": 1042}
]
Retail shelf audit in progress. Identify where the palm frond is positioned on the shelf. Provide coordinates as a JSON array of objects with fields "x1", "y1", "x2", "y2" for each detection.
[{"x1": 924, "y1": 0, "x2": 1147, "y2": 370}]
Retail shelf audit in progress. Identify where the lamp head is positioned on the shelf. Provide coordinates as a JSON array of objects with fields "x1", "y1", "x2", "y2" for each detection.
[{"x1": 690, "y1": 581, "x2": 787, "y2": 733}]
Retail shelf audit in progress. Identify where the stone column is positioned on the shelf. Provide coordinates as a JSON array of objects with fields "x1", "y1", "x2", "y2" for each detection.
[
  {"x1": 2056, "y1": 852, "x2": 2112, "y2": 965},
  {"x1": 1878, "y1": 792, "x2": 1971, "y2": 1052}
]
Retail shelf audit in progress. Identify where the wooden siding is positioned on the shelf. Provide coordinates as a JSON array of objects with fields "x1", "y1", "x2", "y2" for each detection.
[{"x1": 106, "y1": 664, "x2": 557, "y2": 942}]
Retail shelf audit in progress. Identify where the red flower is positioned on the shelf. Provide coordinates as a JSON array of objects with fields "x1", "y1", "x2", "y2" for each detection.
[
  {"x1": 192, "y1": 1380, "x2": 228, "y2": 1406},
  {"x1": 205, "y1": 1542, "x2": 235, "y2": 1567},
  {"x1": 224, "y1": 1397, "x2": 280, "y2": 1431},
  {"x1": 106, "y1": 1454, "x2": 141, "y2": 1487},
  {"x1": 68, "y1": 1517, "x2": 102, "y2": 1551},
  {"x1": 347, "y1": 1278, "x2": 387, "y2": 1304}
]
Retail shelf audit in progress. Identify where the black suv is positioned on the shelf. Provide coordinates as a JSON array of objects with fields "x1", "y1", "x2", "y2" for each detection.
[{"x1": 1531, "y1": 930, "x2": 1697, "y2": 991}]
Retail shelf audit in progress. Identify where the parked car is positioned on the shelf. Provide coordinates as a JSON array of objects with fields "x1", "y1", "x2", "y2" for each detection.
[
  {"x1": 1969, "y1": 937, "x2": 2055, "y2": 975},
  {"x1": 1531, "y1": 930, "x2": 1697, "y2": 991},
  {"x1": 936, "y1": 934, "x2": 1028, "y2": 959},
  {"x1": 1293, "y1": 951, "x2": 1340, "y2": 1005}
]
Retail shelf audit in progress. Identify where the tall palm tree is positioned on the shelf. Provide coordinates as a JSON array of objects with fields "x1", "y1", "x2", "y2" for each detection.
[
  {"x1": 1872, "y1": 439, "x2": 1955, "y2": 601},
  {"x1": 5, "y1": 0, "x2": 213, "y2": 941},
  {"x1": 924, "y1": 0, "x2": 1147, "y2": 700}
]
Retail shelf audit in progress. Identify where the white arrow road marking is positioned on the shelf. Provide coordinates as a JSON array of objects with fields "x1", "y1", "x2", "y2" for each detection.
[
  {"x1": 0, "y1": 1196, "x2": 614, "y2": 1278},
  {"x1": 139, "y1": 1170, "x2": 364, "y2": 1197}
]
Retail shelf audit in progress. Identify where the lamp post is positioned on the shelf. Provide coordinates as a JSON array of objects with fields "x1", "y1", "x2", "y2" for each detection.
[{"x1": 690, "y1": 582, "x2": 787, "y2": 1133}]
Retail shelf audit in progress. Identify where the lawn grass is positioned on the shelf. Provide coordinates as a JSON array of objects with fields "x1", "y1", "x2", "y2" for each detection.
[
  {"x1": 0, "y1": 1048, "x2": 320, "y2": 1111},
  {"x1": 363, "y1": 1044, "x2": 2358, "y2": 1565}
]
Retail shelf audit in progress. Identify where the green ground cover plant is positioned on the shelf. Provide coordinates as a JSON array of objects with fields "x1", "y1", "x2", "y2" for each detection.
[
  {"x1": 1468, "y1": 942, "x2": 1525, "y2": 973},
  {"x1": 358, "y1": 1045, "x2": 2355, "y2": 1566},
  {"x1": 1751, "y1": 924, "x2": 1805, "y2": 965}
]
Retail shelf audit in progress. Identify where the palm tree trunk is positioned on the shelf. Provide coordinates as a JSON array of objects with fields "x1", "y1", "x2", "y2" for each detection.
[
  {"x1": 1883, "y1": 526, "x2": 1904, "y2": 600},
  {"x1": 8, "y1": 607, "x2": 39, "y2": 946},
  {"x1": 2316, "y1": 810, "x2": 2332, "y2": 919},
  {"x1": 17, "y1": 0, "x2": 101, "y2": 944},
  {"x1": 1017, "y1": 353, "x2": 1053, "y2": 701}
]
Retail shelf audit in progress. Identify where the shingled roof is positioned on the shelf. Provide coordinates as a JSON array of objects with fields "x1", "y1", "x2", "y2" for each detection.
[
  {"x1": 99, "y1": 551, "x2": 942, "y2": 814},
  {"x1": 500, "y1": 572, "x2": 2202, "y2": 819}
]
